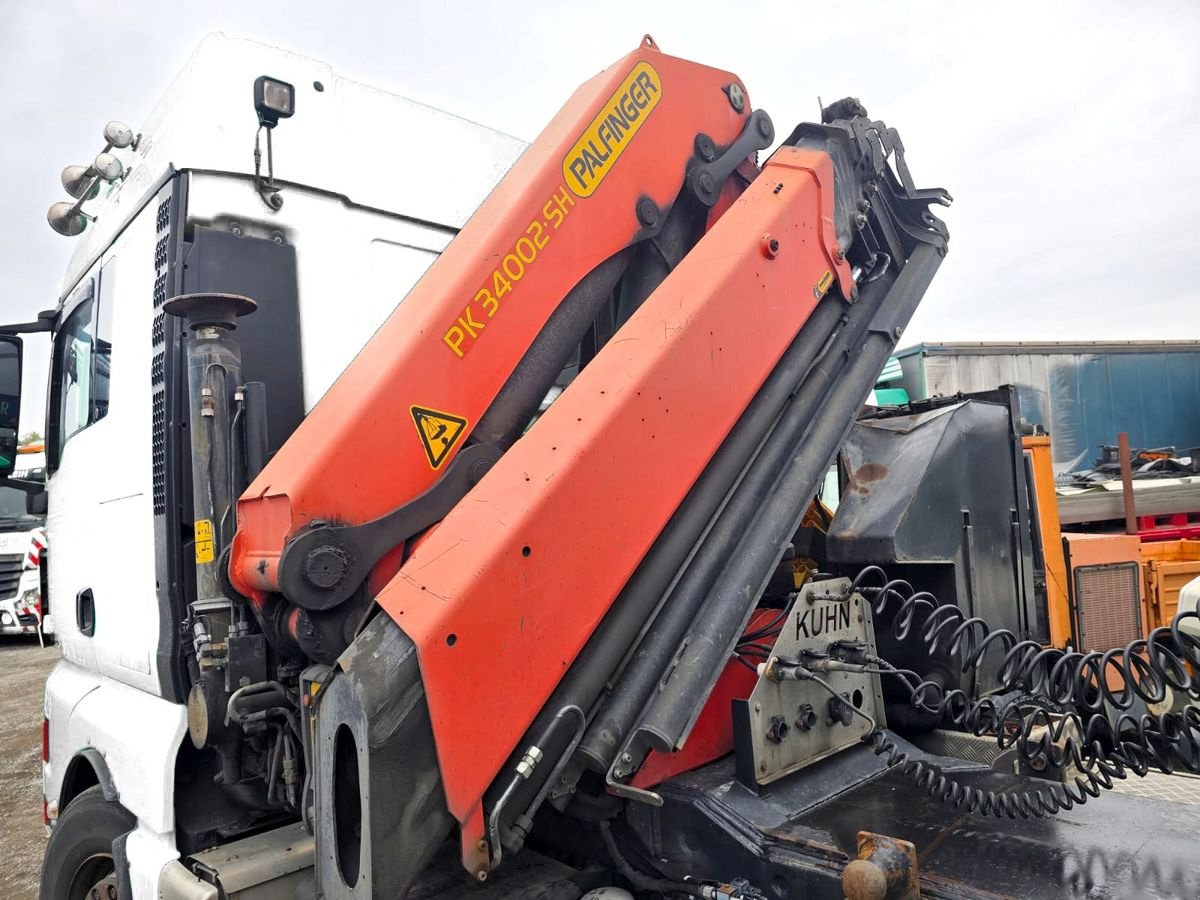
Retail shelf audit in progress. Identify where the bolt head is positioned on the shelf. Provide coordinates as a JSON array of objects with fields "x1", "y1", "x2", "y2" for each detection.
[
  {"x1": 636, "y1": 197, "x2": 659, "y2": 228},
  {"x1": 475, "y1": 869, "x2": 489, "y2": 882},
  {"x1": 726, "y1": 82, "x2": 746, "y2": 113},
  {"x1": 304, "y1": 544, "x2": 349, "y2": 589},
  {"x1": 761, "y1": 233, "x2": 781, "y2": 259}
]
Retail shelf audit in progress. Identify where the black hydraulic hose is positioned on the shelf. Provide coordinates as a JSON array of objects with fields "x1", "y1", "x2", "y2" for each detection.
[
  {"x1": 578, "y1": 259, "x2": 906, "y2": 771},
  {"x1": 478, "y1": 194, "x2": 707, "y2": 451},
  {"x1": 631, "y1": 244, "x2": 943, "y2": 759},
  {"x1": 475, "y1": 250, "x2": 631, "y2": 450},
  {"x1": 599, "y1": 822, "x2": 707, "y2": 898},
  {"x1": 242, "y1": 381, "x2": 269, "y2": 482}
]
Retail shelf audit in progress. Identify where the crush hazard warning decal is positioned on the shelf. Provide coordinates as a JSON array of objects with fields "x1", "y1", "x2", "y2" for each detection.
[
  {"x1": 411, "y1": 405, "x2": 468, "y2": 469},
  {"x1": 562, "y1": 61, "x2": 662, "y2": 198}
]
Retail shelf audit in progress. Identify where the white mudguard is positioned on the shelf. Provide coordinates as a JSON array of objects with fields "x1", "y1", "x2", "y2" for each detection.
[{"x1": 44, "y1": 660, "x2": 187, "y2": 900}]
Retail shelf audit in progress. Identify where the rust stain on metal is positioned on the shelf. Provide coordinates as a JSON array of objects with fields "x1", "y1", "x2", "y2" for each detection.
[
  {"x1": 845, "y1": 461, "x2": 889, "y2": 498},
  {"x1": 855, "y1": 462, "x2": 889, "y2": 483}
]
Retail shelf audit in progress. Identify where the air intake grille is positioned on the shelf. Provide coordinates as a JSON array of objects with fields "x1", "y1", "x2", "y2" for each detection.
[
  {"x1": 0, "y1": 553, "x2": 24, "y2": 600},
  {"x1": 151, "y1": 197, "x2": 170, "y2": 514},
  {"x1": 1075, "y1": 562, "x2": 1141, "y2": 652}
]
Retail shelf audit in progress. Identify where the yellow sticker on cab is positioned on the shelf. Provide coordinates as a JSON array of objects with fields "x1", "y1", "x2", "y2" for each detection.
[
  {"x1": 194, "y1": 519, "x2": 215, "y2": 565},
  {"x1": 563, "y1": 62, "x2": 662, "y2": 198}
]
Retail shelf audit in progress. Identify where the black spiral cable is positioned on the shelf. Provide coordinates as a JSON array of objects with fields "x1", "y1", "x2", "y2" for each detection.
[{"x1": 840, "y1": 565, "x2": 1200, "y2": 819}]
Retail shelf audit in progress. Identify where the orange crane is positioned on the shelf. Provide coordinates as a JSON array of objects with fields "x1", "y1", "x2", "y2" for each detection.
[
  {"x1": 23, "y1": 36, "x2": 1200, "y2": 900},
  {"x1": 221, "y1": 36, "x2": 950, "y2": 895}
]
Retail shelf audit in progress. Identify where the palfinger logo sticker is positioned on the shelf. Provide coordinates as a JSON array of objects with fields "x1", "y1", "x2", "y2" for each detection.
[
  {"x1": 411, "y1": 405, "x2": 469, "y2": 470},
  {"x1": 563, "y1": 61, "x2": 662, "y2": 198}
]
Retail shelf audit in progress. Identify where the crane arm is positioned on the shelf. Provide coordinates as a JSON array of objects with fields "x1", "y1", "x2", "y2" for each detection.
[
  {"x1": 224, "y1": 38, "x2": 949, "y2": 895},
  {"x1": 229, "y1": 37, "x2": 769, "y2": 635}
]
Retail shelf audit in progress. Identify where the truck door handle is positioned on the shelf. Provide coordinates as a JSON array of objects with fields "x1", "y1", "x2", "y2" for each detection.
[{"x1": 75, "y1": 588, "x2": 95, "y2": 637}]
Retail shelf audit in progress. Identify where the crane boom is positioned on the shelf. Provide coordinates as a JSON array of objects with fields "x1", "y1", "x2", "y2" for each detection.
[{"x1": 225, "y1": 37, "x2": 949, "y2": 895}]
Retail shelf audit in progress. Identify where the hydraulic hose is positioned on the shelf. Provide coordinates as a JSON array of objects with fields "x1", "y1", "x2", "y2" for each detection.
[{"x1": 844, "y1": 565, "x2": 1200, "y2": 819}]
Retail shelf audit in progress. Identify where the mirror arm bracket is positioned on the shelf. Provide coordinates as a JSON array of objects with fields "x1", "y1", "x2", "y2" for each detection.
[
  {"x1": 0, "y1": 477, "x2": 45, "y2": 495},
  {"x1": 0, "y1": 311, "x2": 57, "y2": 335},
  {"x1": 0, "y1": 477, "x2": 45, "y2": 496}
]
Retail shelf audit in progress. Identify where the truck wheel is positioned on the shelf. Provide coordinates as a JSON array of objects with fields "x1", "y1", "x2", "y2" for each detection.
[{"x1": 39, "y1": 785, "x2": 134, "y2": 900}]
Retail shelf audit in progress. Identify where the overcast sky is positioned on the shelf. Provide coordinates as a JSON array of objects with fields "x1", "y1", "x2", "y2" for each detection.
[{"x1": 2, "y1": 0, "x2": 1197, "y2": 432}]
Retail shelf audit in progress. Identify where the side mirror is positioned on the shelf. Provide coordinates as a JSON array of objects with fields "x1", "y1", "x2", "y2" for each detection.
[
  {"x1": 0, "y1": 335, "x2": 23, "y2": 479},
  {"x1": 26, "y1": 490, "x2": 47, "y2": 516}
]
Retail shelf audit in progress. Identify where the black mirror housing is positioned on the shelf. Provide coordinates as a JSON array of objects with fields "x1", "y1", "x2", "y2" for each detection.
[{"x1": 0, "y1": 334, "x2": 22, "y2": 479}]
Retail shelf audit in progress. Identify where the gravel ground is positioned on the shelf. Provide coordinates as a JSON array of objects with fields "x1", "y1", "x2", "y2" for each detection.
[{"x1": 0, "y1": 637, "x2": 57, "y2": 899}]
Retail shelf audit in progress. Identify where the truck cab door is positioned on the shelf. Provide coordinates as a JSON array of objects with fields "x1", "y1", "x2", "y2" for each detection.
[{"x1": 48, "y1": 247, "x2": 161, "y2": 693}]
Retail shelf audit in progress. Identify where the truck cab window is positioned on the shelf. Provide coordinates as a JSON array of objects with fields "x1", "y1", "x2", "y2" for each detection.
[
  {"x1": 49, "y1": 294, "x2": 105, "y2": 468},
  {"x1": 58, "y1": 299, "x2": 94, "y2": 440},
  {"x1": 94, "y1": 262, "x2": 114, "y2": 420}
]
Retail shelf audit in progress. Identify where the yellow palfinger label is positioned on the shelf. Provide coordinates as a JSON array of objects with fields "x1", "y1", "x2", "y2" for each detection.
[
  {"x1": 563, "y1": 62, "x2": 662, "y2": 198},
  {"x1": 195, "y1": 519, "x2": 215, "y2": 565}
]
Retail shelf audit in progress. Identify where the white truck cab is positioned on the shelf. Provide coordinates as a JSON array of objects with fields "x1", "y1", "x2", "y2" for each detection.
[{"x1": 0, "y1": 34, "x2": 523, "y2": 899}]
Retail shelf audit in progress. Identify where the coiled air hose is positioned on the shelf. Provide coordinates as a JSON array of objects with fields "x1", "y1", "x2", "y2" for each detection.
[{"x1": 839, "y1": 565, "x2": 1200, "y2": 819}]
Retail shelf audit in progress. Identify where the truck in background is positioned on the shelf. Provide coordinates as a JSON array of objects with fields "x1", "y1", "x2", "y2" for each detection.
[
  {"x1": 895, "y1": 340, "x2": 1200, "y2": 474},
  {"x1": 0, "y1": 444, "x2": 48, "y2": 638}
]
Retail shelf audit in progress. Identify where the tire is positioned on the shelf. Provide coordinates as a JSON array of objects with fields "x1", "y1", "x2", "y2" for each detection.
[{"x1": 40, "y1": 785, "x2": 135, "y2": 900}]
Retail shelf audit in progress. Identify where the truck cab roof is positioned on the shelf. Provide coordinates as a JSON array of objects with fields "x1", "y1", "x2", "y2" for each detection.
[{"x1": 62, "y1": 33, "x2": 526, "y2": 299}]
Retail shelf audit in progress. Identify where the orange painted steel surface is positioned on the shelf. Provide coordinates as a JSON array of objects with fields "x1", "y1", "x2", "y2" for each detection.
[
  {"x1": 1023, "y1": 436, "x2": 1070, "y2": 647},
  {"x1": 378, "y1": 145, "x2": 851, "y2": 833},
  {"x1": 228, "y1": 41, "x2": 749, "y2": 598},
  {"x1": 1141, "y1": 539, "x2": 1200, "y2": 630}
]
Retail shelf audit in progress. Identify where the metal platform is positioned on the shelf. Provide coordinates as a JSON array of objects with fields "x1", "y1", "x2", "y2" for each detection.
[
  {"x1": 1107, "y1": 769, "x2": 1200, "y2": 807},
  {"x1": 635, "y1": 738, "x2": 1200, "y2": 899}
]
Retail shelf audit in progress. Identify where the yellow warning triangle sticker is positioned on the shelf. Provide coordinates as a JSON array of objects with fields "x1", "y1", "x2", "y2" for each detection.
[{"x1": 410, "y1": 405, "x2": 469, "y2": 470}]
